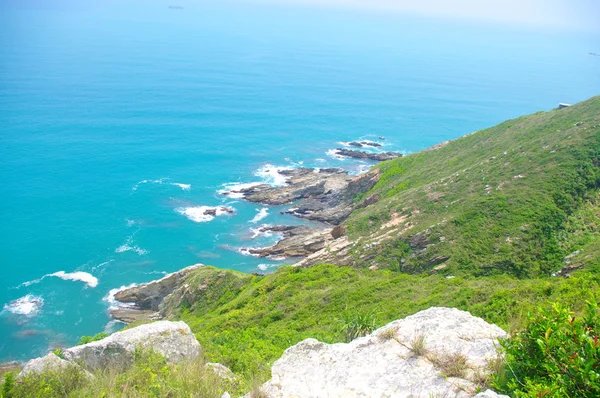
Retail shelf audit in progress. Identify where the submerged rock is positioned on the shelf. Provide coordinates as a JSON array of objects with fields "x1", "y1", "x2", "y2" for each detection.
[
  {"x1": 63, "y1": 321, "x2": 201, "y2": 371},
  {"x1": 250, "y1": 307, "x2": 508, "y2": 398}
]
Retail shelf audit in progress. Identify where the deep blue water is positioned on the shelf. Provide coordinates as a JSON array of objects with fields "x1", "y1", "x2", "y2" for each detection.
[{"x1": 1, "y1": 0, "x2": 599, "y2": 361}]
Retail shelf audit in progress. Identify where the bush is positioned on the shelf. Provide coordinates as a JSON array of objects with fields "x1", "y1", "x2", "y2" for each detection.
[
  {"x1": 77, "y1": 332, "x2": 109, "y2": 345},
  {"x1": 339, "y1": 310, "x2": 377, "y2": 342},
  {"x1": 494, "y1": 301, "x2": 600, "y2": 397}
]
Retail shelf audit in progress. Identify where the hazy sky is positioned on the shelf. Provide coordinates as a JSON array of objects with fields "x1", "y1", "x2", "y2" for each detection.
[{"x1": 251, "y1": 0, "x2": 600, "y2": 31}]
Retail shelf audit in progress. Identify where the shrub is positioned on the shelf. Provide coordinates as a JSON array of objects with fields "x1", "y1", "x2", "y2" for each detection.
[
  {"x1": 339, "y1": 310, "x2": 377, "y2": 342},
  {"x1": 77, "y1": 332, "x2": 109, "y2": 345},
  {"x1": 493, "y1": 301, "x2": 600, "y2": 397}
]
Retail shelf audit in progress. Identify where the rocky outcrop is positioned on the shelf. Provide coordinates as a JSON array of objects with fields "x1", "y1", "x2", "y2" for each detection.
[
  {"x1": 246, "y1": 225, "x2": 333, "y2": 258},
  {"x1": 250, "y1": 307, "x2": 508, "y2": 398},
  {"x1": 333, "y1": 148, "x2": 402, "y2": 161},
  {"x1": 346, "y1": 141, "x2": 382, "y2": 148},
  {"x1": 223, "y1": 168, "x2": 351, "y2": 206},
  {"x1": 283, "y1": 168, "x2": 381, "y2": 225},
  {"x1": 62, "y1": 321, "x2": 200, "y2": 371},
  {"x1": 111, "y1": 264, "x2": 203, "y2": 322},
  {"x1": 220, "y1": 168, "x2": 380, "y2": 225},
  {"x1": 18, "y1": 353, "x2": 84, "y2": 378}
]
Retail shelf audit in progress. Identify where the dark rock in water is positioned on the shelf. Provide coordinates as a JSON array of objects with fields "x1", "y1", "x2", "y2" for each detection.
[
  {"x1": 246, "y1": 225, "x2": 331, "y2": 258},
  {"x1": 347, "y1": 141, "x2": 382, "y2": 148},
  {"x1": 334, "y1": 148, "x2": 401, "y2": 161}
]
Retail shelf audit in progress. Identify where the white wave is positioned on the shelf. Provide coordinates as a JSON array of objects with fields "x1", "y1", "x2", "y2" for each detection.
[
  {"x1": 250, "y1": 226, "x2": 273, "y2": 239},
  {"x1": 218, "y1": 182, "x2": 262, "y2": 199},
  {"x1": 254, "y1": 164, "x2": 292, "y2": 187},
  {"x1": 172, "y1": 183, "x2": 191, "y2": 191},
  {"x1": 91, "y1": 260, "x2": 113, "y2": 271},
  {"x1": 175, "y1": 205, "x2": 234, "y2": 223},
  {"x1": 315, "y1": 158, "x2": 327, "y2": 163},
  {"x1": 19, "y1": 278, "x2": 43, "y2": 288},
  {"x1": 48, "y1": 271, "x2": 98, "y2": 288},
  {"x1": 125, "y1": 219, "x2": 137, "y2": 227},
  {"x1": 115, "y1": 234, "x2": 148, "y2": 255},
  {"x1": 250, "y1": 208, "x2": 269, "y2": 223},
  {"x1": 3, "y1": 295, "x2": 44, "y2": 316},
  {"x1": 257, "y1": 264, "x2": 270, "y2": 271},
  {"x1": 326, "y1": 149, "x2": 346, "y2": 161},
  {"x1": 103, "y1": 283, "x2": 137, "y2": 311},
  {"x1": 104, "y1": 319, "x2": 125, "y2": 334},
  {"x1": 132, "y1": 178, "x2": 167, "y2": 191},
  {"x1": 115, "y1": 244, "x2": 148, "y2": 255}
]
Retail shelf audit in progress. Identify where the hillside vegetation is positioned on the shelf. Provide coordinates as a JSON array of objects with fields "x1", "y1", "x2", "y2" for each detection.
[
  {"x1": 344, "y1": 97, "x2": 600, "y2": 277},
  {"x1": 3, "y1": 97, "x2": 600, "y2": 397}
]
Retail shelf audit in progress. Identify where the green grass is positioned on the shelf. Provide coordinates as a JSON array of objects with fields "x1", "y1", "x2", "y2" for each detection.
[
  {"x1": 175, "y1": 262, "x2": 600, "y2": 381},
  {"x1": 343, "y1": 96, "x2": 600, "y2": 277}
]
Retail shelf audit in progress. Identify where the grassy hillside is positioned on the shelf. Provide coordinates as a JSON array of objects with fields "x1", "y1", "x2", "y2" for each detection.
[
  {"x1": 174, "y1": 263, "x2": 600, "y2": 379},
  {"x1": 343, "y1": 97, "x2": 600, "y2": 277}
]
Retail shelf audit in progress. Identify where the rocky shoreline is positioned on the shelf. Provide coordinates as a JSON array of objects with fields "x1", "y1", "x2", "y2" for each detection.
[{"x1": 111, "y1": 149, "x2": 393, "y2": 318}]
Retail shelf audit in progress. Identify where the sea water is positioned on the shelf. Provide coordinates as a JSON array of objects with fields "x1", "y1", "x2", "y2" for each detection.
[{"x1": 1, "y1": 0, "x2": 598, "y2": 361}]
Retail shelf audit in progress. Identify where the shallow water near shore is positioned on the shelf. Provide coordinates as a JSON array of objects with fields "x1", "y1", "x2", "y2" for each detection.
[{"x1": 1, "y1": 0, "x2": 599, "y2": 361}]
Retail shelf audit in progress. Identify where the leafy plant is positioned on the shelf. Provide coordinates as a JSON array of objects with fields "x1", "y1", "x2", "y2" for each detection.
[
  {"x1": 77, "y1": 332, "x2": 109, "y2": 345},
  {"x1": 493, "y1": 301, "x2": 600, "y2": 397},
  {"x1": 339, "y1": 309, "x2": 378, "y2": 342}
]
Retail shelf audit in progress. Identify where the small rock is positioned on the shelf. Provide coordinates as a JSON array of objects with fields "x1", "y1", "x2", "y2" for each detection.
[
  {"x1": 19, "y1": 353, "x2": 89, "y2": 379},
  {"x1": 205, "y1": 362, "x2": 236, "y2": 381}
]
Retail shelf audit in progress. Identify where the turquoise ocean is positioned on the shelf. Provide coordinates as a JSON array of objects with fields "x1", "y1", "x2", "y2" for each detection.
[{"x1": 1, "y1": 0, "x2": 599, "y2": 361}]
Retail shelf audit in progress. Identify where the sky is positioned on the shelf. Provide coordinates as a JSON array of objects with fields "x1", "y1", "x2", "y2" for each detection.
[{"x1": 249, "y1": 0, "x2": 600, "y2": 32}]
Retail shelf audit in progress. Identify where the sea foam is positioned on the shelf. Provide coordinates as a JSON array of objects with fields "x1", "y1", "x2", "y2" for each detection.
[
  {"x1": 175, "y1": 205, "x2": 234, "y2": 223},
  {"x1": 48, "y1": 271, "x2": 98, "y2": 288},
  {"x1": 250, "y1": 208, "x2": 269, "y2": 223},
  {"x1": 103, "y1": 283, "x2": 137, "y2": 311},
  {"x1": 3, "y1": 295, "x2": 44, "y2": 316},
  {"x1": 254, "y1": 164, "x2": 292, "y2": 186}
]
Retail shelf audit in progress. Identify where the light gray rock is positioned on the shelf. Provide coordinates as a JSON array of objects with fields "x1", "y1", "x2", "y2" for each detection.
[
  {"x1": 474, "y1": 390, "x2": 510, "y2": 398},
  {"x1": 249, "y1": 307, "x2": 508, "y2": 398},
  {"x1": 63, "y1": 320, "x2": 200, "y2": 371},
  {"x1": 205, "y1": 362, "x2": 236, "y2": 381},
  {"x1": 19, "y1": 353, "x2": 87, "y2": 378}
]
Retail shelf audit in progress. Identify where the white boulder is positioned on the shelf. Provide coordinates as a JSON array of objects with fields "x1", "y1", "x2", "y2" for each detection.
[
  {"x1": 19, "y1": 353, "x2": 86, "y2": 378},
  {"x1": 63, "y1": 320, "x2": 200, "y2": 371},
  {"x1": 252, "y1": 307, "x2": 509, "y2": 398}
]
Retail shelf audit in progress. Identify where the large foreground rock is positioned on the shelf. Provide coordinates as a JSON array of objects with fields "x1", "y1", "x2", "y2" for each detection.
[
  {"x1": 18, "y1": 353, "x2": 83, "y2": 377},
  {"x1": 63, "y1": 320, "x2": 201, "y2": 371},
  {"x1": 251, "y1": 307, "x2": 508, "y2": 398}
]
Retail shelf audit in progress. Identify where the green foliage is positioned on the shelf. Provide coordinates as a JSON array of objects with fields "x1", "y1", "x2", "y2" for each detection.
[
  {"x1": 175, "y1": 262, "x2": 600, "y2": 381},
  {"x1": 77, "y1": 332, "x2": 109, "y2": 345},
  {"x1": 52, "y1": 349, "x2": 64, "y2": 359},
  {"x1": 1, "y1": 372, "x2": 15, "y2": 398},
  {"x1": 494, "y1": 301, "x2": 600, "y2": 397},
  {"x1": 345, "y1": 97, "x2": 600, "y2": 277},
  {"x1": 339, "y1": 309, "x2": 377, "y2": 342},
  {"x1": 1, "y1": 350, "x2": 234, "y2": 398}
]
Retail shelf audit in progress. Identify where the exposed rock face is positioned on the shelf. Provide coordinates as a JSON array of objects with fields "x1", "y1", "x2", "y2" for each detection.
[
  {"x1": 63, "y1": 321, "x2": 201, "y2": 371},
  {"x1": 250, "y1": 307, "x2": 508, "y2": 398},
  {"x1": 246, "y1": 225, "x2": 332, "y2": 258},
  {"x1": 220, "y1": 168, "x2": 380, "y2": 225},
  {"x1": 18, "y1": 353, "x2": 84, "y2": 378},
  {"x1": 111, "y1": 264, "x2": 203, "y2": 322},
  {"x1": 333, "y1": 148, "x2": 402, "y2": 161},
  {"x1": 283, "y1": 169, "x2": 381, "y2": 225}
]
